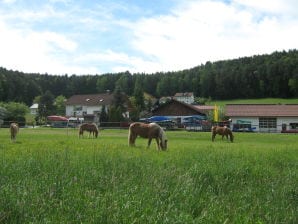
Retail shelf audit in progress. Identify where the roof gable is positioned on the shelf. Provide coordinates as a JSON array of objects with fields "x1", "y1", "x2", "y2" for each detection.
[
  {"x1": 152, "y1": 99, "x2": 206, "y2": 116},
  {"x1": 65, "y1": 93, "x2": 114, "y2": 106},
  {"x1": 226, "y1": 104, "x2": 298, "y2": 117}
]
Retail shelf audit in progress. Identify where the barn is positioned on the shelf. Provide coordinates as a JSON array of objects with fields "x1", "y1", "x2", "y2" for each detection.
[
  {"x1": 226, "y1": 104, "x2": 298, "y2": 133},
  {"x1": 151, "y1": 99, "x2": 214, "y2": 129}
]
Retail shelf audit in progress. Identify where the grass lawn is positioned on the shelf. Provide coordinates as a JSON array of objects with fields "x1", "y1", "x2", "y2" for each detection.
[{"x1": 0, "y1": 128, "x2": 297, "y2": 223}]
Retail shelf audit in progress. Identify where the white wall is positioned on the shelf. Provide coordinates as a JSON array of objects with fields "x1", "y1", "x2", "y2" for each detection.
[
  {"x1": 230, "y1": 116, "x2": 298, "y2": 132},
  {"x1": 66, "y1": 105, "x2": 111, "y2": 117}
]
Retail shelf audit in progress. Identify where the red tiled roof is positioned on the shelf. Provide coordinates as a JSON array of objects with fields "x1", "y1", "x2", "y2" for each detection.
[
  {"x1": 65, "y1": 93, "x2": 114, "y2": 106},
  {"x1": 226, "y1": 104, "x2": 298, "y2": 117}
]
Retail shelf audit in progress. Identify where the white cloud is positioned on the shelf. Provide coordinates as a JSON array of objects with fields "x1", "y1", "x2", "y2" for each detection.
[
  {"x1": 130, "y1": 0, "x2": 298, "y2": 72},
  {"x1": 1, "y1": 0, "x2": 16, "y2": 3},
  {"x1": 0, "y1": 20, "x2": 79, "y2": 74},
  {"x1": 0, "y1": 0, "x2": 297, "y2": 75}
]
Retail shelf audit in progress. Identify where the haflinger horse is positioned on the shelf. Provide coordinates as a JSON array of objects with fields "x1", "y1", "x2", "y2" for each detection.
[
  {"x1": 128, "y1": 122, "x2": 168, "y2": 150},
  {"x1": 211, "y1": 125, "x2": 234, "y2": 142},
  {"x1": 78, "y1": 123, "x2": 99, "y2": 138},
  {"x1": 10, "y1": 122, "x2": 19, "y2": 142}
]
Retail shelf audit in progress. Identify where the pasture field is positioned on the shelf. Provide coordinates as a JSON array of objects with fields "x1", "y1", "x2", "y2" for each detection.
[
  {"x1": 0, "y1": 127, "x2": 297, "y2": 223},
  {"x1": 208, "y1": 97, "x2": 298, "y2": 106}
]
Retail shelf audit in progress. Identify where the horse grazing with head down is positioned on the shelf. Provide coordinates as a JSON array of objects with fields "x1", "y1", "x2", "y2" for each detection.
[
  {"x1": 211, "y1": 126, "x2": 234, "y2": 142},
  {"x1": 10, "y1": 122, "x2": 19, "y2": 142},
  {"x1": 128, "y1": 122, "x2": 168, "y2": 150},
  {"x1": 78, "y1": 123, "x2": 99, "y2": 138}
]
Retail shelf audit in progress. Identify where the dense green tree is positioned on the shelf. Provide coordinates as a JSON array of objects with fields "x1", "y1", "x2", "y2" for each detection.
[
  {"x1": 54, "y1": 95, "x2": 66, "y2": 115},
  {"x1": 99, "y1": 105, "x2": 108, "y2": 125},
  {"x1": 0, "y1": 106, "x2": 7, "y2": 123},
  {"x1": 108, "y1": 106, "x2": 124, "y2": 122},
  {"x1": 1, "y1": 49, "x2": 298, "y2": 105},
  {"x1": 38, "y1": 91, "x2": 55, "y2": 123},
  {"x1": 133, "y1": 77, "x2": 145, "y2": 111},
  {"x1": 115, "y1": 71, "x2": 133, "y2": 95},
  {"x1": 112, "y1": 86, "x2": 126, "y2": 112},
  {"x1": 0, "y1": 102, "x2": 28, "y2": 126},
  {"x1": 1, "y1": 102, "x2": 29, "y2": 118}
]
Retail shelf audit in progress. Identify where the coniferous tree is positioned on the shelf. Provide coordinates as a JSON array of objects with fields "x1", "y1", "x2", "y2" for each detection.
[
  {"x1": 99, "y1": 105, "x2": 108, "y2": 126},
  {"x1": 38, "y1": 91, "x2": 55, "y2": 123},
  {"x1": 133, "y1": 78, "x2": 145, "y2": 111}
]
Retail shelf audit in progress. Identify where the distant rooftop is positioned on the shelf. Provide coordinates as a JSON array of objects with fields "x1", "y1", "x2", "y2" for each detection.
[{"x1": 226, "y1": 104, "x2": 298, "y2": 117}]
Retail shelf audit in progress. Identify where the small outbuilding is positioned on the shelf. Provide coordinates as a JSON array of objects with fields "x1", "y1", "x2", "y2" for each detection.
[{"x1": 30, "y1": 103, "x2": 38, "y2": 115}]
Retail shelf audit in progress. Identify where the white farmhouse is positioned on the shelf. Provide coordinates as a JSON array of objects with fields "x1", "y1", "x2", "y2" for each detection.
[{"x1": 65, "y1": 93, "x2": 114, "y2": 122}]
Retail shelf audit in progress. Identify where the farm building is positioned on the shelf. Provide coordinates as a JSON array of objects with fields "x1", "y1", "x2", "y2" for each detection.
[
  {"x1": 225, "y1": 104, "x2": 298, "y2": 133},
  {"x1": 151, "y1": 99, "x2": 214, "y2": 129},
  {"x1": 152, "y1": 99, "x2": 212, "y2": 117},
  {"x1": 173, "y1": 92, "x2": 195, "y2": 104},
  {"x1": 30, "y1": 103, "x2": 38, "y2": 115},
  {"x1": 65, "y1": 93, "x2": 130, "y2": 122}
]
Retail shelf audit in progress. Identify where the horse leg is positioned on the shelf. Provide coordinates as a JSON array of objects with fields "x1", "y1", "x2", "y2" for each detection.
[
  {"x1": 147, "y1": 138, "x2": 152, "y2": 149},
  {"x1": 129, "y1": 132, "x2": 136, "y2": 147},
  {"x1": 155, "y1": 138, "x2": 161, "y2": 150},
  {"x1": 212, "y1": 133, "x2": 216, "y2": 141},
  {"x1": 11, "y1": 134, "x2": 15, "y2": 142}
]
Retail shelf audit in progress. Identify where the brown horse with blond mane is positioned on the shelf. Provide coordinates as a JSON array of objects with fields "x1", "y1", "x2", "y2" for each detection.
[
  {"x1": 10, "y1": 122, "x2": 19, "y2": 142},
  {"x1": 211, "y1": 126, "x2": 234, "y2": 142},
  {"x1": 78, "y1": 123, "x2": 99, "y2": 138},
  {"x1": 128, "y1": 122, "x2": 168, "y2": 150}
]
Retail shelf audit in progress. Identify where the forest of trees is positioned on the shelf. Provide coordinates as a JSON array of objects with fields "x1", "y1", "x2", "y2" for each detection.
[{"x1": 0, "y1": 49, "x2": 298, "y2": 107}]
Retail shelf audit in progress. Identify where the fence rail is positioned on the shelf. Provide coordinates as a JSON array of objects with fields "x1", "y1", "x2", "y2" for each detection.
[{"x1": 1, "y1": 120, "x2": 298, "y2": 134}]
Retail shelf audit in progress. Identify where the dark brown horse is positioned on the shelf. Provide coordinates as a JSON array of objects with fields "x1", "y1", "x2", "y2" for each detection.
[
  {"x1": 79, "y1": 123, "x2": 99, "y2": 138},
  {"x1": 211, "y1": 126, "x2": 234, "y2": 142},
  {"x1": 10, "y1": 122, "x2": 19, "y2": 142},
  {"x1": 128, "y1": 122, "x2": 168, "y2": 150}
]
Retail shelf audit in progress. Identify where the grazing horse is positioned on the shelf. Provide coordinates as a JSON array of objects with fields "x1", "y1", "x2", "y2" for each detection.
[
  {"x1": 211, "y1": 126, "x2": 234, "y2": 142},
  {"x1": 128, "y1": 122, "x2": 168, "y2": 150},
  {"x1": 10, "y1": 123, "x2": 19, "y2": 142},
  {"x1": 78, "y1": 123, "x2": 99, "y2": 138}
]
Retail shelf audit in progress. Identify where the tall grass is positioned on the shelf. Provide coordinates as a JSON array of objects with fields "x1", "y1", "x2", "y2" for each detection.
[{"x1": 0, "y1": 128, "x2": 297, "y2": 223}]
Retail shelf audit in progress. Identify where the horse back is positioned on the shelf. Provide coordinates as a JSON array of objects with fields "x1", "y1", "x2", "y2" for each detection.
[{"x1": 130, "y1": 122, "x2": 160, "y2": 138}]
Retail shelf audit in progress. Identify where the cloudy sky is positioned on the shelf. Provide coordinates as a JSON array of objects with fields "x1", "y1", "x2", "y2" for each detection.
[{"x1": 0, "y1": 0, "x2": 297, "y2": 75}]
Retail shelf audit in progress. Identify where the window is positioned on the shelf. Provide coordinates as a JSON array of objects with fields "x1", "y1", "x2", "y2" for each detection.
[
  {"x1": 74, "y1": 105, "x2": 82, "y2": 111},
  {"x1": 259, "y1": 118, "x2": 277, "y2": 128},
  {"x1": 290, "y1": 123, "x2": 298, "y2": 129}
]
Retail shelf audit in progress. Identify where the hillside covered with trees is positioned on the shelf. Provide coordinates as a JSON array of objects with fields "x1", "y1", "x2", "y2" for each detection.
[{"x1": 1, "y1": 49, "x2": 298, "y2": 106}]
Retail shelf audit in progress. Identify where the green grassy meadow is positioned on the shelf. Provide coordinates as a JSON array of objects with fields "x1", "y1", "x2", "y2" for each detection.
[
  {"x1": 0, "y1": 128, "x2": 297, "y2": 223},
  {"x1": 208, "y1": 98, "x2": 298, "y2": 106}
]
